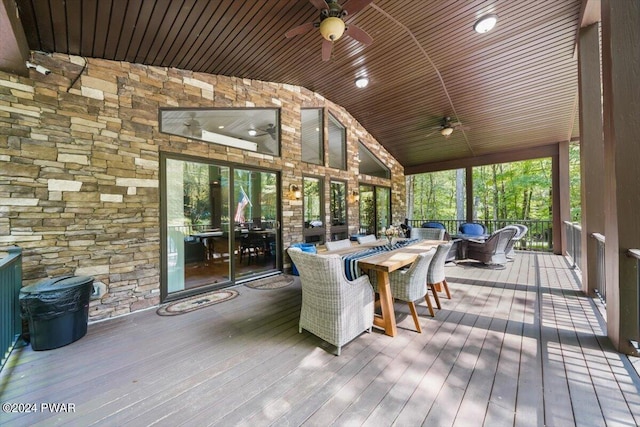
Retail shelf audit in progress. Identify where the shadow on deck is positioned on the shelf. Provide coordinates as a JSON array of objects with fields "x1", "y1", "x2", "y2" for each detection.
[{"x1": 1, "y1": 252, "x2": 639, "y2": 426}]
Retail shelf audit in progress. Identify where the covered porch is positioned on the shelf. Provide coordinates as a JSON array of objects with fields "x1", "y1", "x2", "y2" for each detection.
[{"x1": 2, "y1": 252, "x2": 639, "y2": 426}]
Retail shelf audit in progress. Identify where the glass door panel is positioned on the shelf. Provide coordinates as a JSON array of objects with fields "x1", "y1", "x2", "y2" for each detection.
[
  {"x1": 359, "y1": 184, "x2": 375, "y2": 235},
  {"x1": 376, "y1": 186, "x2": 391, "y2": 231},
  {"x1": 165, "y1": 159, "x2": 230, "y2": 295},
  {"x1": 234, "y1": 168, "x2": 280, "y2": 279}
]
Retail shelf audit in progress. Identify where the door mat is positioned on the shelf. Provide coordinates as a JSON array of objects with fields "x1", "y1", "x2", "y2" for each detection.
[
  {"x1": 156, "y1": 289, "x2": 238, "y2": 316},
  {"x1": 244, "y1": 275, "x2": 294, "y2": 290}
]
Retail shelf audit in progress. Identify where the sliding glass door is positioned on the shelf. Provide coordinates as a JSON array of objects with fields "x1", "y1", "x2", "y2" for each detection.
[
  {"x1": 233, "y1": 168, "x2": 279, "y2": 280},
  {"x1": 162, "y1": 155, "x2": 280, "y2": 301}
]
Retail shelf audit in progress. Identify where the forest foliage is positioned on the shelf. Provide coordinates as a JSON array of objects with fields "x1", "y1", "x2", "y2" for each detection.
[{"x1": 407, "y1": 143, "x2": 581, "y2": 222}]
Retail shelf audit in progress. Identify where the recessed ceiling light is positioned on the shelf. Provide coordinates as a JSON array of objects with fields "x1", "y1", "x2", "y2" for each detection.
[
  {"x1": 474, "y1": 14, "x2": 498, "y2": 33},
  {"x1": 355, "y1": 77, "x2": 369, "y2": 88},
  {"x1": 218, "y1": 125, "x2": 224, "y2": 129},
  {"x1": 248, "y1": 129, "x2": 257, "y2": 136}
]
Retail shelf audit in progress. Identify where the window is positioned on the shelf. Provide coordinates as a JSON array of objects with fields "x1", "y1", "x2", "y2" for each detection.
[
  {"x1": 358, "y1": 141, "x2": 390, "y2": 178},
  {"x1": 159, "y1": 108, "x2": 280, "y2": 156},
  {"x1": 301, "y1": 108, "x2": 323, "y2": 165},
  {"x1": 328, "y1": 114, "x2": 346, "y2": 170},
  {"x1": 330, "y1": 180, "x2": 348, "y2": 240},
  {"x1": 303, "y1": 176, "x2": 325, "y2": 244}
]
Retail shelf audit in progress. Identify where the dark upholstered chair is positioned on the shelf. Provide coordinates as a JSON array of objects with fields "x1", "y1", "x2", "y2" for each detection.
[
  {"x1": 184, "y1": 236, "x2": 206, "y2": 263},
  {"x1": 467, "y1": 226, "x2": 518, "y2": 267},
  {"x1": 458, "y1": 222, "x2": 487, "y2": 236}
]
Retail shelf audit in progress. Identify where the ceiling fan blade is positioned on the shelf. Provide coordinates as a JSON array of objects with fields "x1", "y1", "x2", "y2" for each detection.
[
  {"x1": 309, "y1": 0, "x2": 329, "y2": 10},
  {"x1": 342, "y1": 0, "x2": 374, "y2": 16},
  {"x1": 425, "y1": 130, "x2": 438, "y2": 138},
  {"x1": 345, "y1": 25, "x2": 373, "y2": 45},
  {"x1": 322, "y1": 39, "x2": 333, "y2": 61},
  {"x1": 285, "y1": 21, "x2": 315, "y2": 38}
]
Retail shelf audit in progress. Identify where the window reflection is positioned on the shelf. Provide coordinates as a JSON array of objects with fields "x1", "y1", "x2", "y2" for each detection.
[
  {"x1": 301, "y1": 109, "x2": 323, "y2": 165},
  {"x1": 303, "y1": 177, "x2": 323, "y2": 229},
  {"x1": 330, "y1": 181, "x2": 346, "y2": 226},
  {"x1": 159, "y1": 108, "x2": 280, "y2": 156},
  {"x1": 359, "y1": 141, "x2": 390, "y2": 178},
  {"x1": 358, "y1": 184, "x2": 391, "y2": 236},
  {"x1": 328, "y1": 114, "x2": 346, "y2": 170}
]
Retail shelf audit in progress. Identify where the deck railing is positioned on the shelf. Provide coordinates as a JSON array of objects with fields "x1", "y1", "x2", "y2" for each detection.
[
  {"x1": 592, "y1": 233, "x2": 606, "y2": 304},
  {"x1": 1, "y1": 246, "x2": 23, "y2": 372},
  {"x1": 628, "y1": 248, "x2": 640, "y2": 351},
  {"x1": 564, "y1": 221, "x2": 582, "y2": 269},
  {"x1": 406, "y1": 219, "x2": 554, "y2": 252}
]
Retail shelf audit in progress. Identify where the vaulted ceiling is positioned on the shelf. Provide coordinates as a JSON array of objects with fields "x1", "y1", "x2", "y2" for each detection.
[{"x1": 11, "y1": 0, "x2": 584, "y2": 174}]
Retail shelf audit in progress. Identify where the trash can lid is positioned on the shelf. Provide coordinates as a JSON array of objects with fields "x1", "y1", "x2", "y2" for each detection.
[{"x1": 20, "y1": 275, "x2": 94, "y2": 294}]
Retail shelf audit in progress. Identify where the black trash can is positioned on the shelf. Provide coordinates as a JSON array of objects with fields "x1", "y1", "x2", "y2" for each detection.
[{"x1": 20, "y1": 275, "x2": 94, "y2": 351}]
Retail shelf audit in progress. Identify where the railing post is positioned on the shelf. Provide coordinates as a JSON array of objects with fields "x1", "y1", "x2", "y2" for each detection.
[{"x1": 1, "y1": 246, "x2": 23, "y2": 372}]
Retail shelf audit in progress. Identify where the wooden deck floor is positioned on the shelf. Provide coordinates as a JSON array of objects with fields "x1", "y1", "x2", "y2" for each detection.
[{"x1": 2, "y1": 252, "x2": 640, "y2": 426}]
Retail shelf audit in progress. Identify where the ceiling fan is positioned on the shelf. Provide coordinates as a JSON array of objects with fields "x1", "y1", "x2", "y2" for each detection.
[
  {"x1": 248, "y1": 123, "x2": 277, "y2": 140},
  {"x1": 285, "y1": 0, "x2": 374, "y2": 61},
  {"x1": 183, "y1": 113, "x2": 202, "y2": 138},
  {"x1": 426, "y1": 116, "x2": 470, "y2": 139}
]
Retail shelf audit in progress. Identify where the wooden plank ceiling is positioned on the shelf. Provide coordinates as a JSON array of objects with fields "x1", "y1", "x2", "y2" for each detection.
[{"x1": 15, "y1": 0, "x2": 582, "y2": 173}]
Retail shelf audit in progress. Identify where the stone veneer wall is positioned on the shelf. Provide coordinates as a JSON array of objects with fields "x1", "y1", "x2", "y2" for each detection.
[{"x1": 0, "y1": 54, "x2": 405, "y2": 320}]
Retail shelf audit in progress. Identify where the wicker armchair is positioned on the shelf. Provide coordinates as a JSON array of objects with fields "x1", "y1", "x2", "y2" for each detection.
[
  {"x1": 325, "y1": 238, "x2": 352, "y2": 251},
  {"x1": 505, "y1": 224, "x2": 528, "y2": 260},
  {"x1": 427, "y1": 242, "x2": 454, "y2": 309},
  {"x1": 370, "y1": 248, "x2": 436, "y2": 333},
  {"x1": 467, "y1": 226, "x2": 518, "y2": 266},
  {"x1": 411, "y1": 227, "x2": 445, "y2": 241},
  {"x1": 287, "y1": 248, "x2": 374, "y2": 355}
]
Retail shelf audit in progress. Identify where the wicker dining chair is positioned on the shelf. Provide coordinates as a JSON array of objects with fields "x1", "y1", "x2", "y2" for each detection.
[
  {"x1": 411, "y1": 227, "x2": 445, "y2": 241},
  {"x1": 325, "y1": 238, "x2": 352, "y2": 251},
  {"x1": 426, "y1": 241, "x2": 454, "y2": 309},
  {"x1": 287, "y1": 247, "x2": 374, "y2": 355},
  {"x1": 370, "y1": 248, "x2": 436, "y2": 333},
  {"x1": 356, "y1": 234, "x2": 377, "y2": 244}
]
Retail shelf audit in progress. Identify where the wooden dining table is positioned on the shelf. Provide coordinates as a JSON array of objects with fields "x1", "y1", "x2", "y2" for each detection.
[{"x1": 323, "y1": 239, "x2": 446, "y2": 337}]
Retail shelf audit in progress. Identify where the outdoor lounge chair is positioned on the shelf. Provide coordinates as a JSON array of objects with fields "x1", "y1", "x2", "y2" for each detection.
[
  {"x1": 370, "y1": 248, "x2": 436, "y2": 333},
  {"x1": 466, "y1": 226, "x2": 518, "y2": 267},
  {"x1": 287, "y1": 247, "x2": 374, "y2": 355},
  {"x1": 325, "y1": 238, "x2": 352, "y2": 251},
  {"x1": 505, "y1": 224, "x2": 528, "y2": 260}
]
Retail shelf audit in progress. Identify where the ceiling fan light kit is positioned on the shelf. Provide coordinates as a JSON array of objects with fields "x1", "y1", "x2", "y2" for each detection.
[
  {"x1": 474, "y1": 14, "x2": 498, "y2": 33},
  {"x1": 440, "y1": 127, "x2": 454, "y2": 137},
  {"x1": 285, "y1": 0, "x2": 373, "y2": 61},
  {"x1": 320, "y1": 17, "x2": 345, "y2": 41}
]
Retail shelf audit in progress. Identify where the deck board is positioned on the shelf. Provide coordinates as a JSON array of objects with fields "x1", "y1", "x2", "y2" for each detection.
[{"x1": 2, "y1": 253, "x2": 640, "y2": 426}]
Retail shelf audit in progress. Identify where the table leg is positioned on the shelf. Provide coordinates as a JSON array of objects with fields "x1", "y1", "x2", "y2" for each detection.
[{"x1": 373, "y1": 270, "x2": 397, "y2": 337}]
